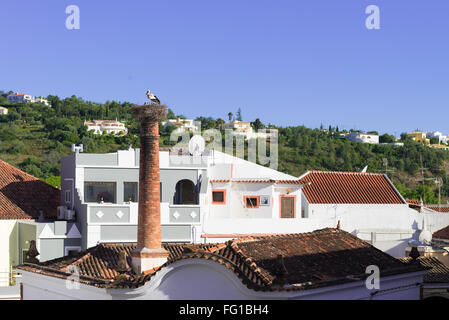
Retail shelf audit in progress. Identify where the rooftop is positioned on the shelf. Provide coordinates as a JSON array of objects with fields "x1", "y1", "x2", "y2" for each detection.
[
  {"x1": 299, "y1": 170, "x2": 405, "y2": 204},
  {"x1": 433, "y1": 225, "x2": 449, "y2": 241},
  {"x1": 17, "y1": 228, "x2": 425, "y2": 291},
  {"x1": 0, "y1": 159, "x2": 60, "y2": 220},
  {"x1": 426, "y1": 205, "x2": 449, "y2": 213},
  {"x1": 398, "y1": 257, "x2": 449, "y2": 283},
  {"x1": 209, "y1": 179, "x2": 303, "y2": 185}
]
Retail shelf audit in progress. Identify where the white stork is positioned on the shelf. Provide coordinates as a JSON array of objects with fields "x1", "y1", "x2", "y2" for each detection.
[{"x1": 146, "y1": 90, "x2": 160, "y2": 104}]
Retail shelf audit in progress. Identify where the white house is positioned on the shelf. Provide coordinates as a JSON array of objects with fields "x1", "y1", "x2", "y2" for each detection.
[
  {"x1": 221, "y1": 120, "x2": 275, "y2": 141},
  {"x1": 0, "y1": 107, "x2": 8, "y2": 115},
  {"x1": 7, "y1": 94, "x2": 50, "y2": 106},
  {"x1": 84, "y1": 120, "x2": 128, "y2": 136},
  {"x1": 161, "y1": 118, "x2": 200, "y2": 133},
  {"x1": 297, "y1": 170, "x2": 449, "y2": 258},
  {"x1": 427, "y1": 131, "x2": 447, "y2": 144},
  {"x1": 17, "y1": 228, "x2": 428, "y2": 300},
  {"x1": 346, "y1": 132, "x2": 379, "y2": 144}
]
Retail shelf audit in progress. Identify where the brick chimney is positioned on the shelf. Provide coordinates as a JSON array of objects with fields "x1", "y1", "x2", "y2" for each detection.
[{"x1": 130, "y1": 102, "x2": 169, "y2": 273}]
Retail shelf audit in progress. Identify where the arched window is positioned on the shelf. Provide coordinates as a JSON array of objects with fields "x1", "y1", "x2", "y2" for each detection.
[{"x1": 174, "y1": 179, "x2": 197, "y2": 205}]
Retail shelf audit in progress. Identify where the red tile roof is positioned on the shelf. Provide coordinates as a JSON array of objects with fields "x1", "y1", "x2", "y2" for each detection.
[
  {"x1": 0, "y1": 159, "x2": 60, "y2": 220},
  {"x1": 433, "y1": 225, "x2": 449, "y2": 241},
  {"x1": 398, "y1": 256, "x2": 449, "y2": 283},
  {"x1": 426, "y1": 206, "x2": 449, "y2": 213},
  {"x1": 17, "y1": 228, "x2": 425, "y2": 291},
  {"x1": 299, "y1": 170, "x2": 405, "y2": 204},
  {"x1": 210, "y1": 179, "x2": 302, "y2": 185}
]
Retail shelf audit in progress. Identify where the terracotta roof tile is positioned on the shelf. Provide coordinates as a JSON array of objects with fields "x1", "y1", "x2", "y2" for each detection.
[
  {"x1": 426, "y1": 205, "x2": 449, "y2": 213},
  {"x1": 0, "y1": 159, "x2": 60, "y2": 220},
  {"x1": 433, "y1": 225, "x2": 449, "y2": 240},
  {"x1": 210, "y1": 179, "x2": 302, "y2": 185},
  {"x1": 299, "y1": 170, "x2": 405, "y2": 204},
  {"x1": 398, "y1": 257, "x2": 449, "y2": 283},
  {"x1": 17, "y1": 229, "x2": 426, "y2": 291}
]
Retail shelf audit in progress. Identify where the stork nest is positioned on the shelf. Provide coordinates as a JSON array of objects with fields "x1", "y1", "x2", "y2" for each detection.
[{"x1": 131, "y1": 103, "x2": 167, "y2": 122}]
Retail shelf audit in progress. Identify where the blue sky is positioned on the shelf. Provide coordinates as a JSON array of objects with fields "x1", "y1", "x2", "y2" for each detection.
[{"x1": 0, "y1": 1, "x2": 448, "y2": 136}]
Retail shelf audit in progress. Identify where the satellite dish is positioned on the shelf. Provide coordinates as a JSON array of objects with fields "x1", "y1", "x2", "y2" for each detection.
[
  {"x1": 188, "y1": 135, "x2": 205, "y2": 156},
  {"x1": 419, "y1": 229, "x2": 432, "y2": 245}
]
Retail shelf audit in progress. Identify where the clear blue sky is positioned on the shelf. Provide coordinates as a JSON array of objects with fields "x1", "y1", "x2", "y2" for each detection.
[{"x1": 1, "y1": 1, "x2": 448, "y2": 136}]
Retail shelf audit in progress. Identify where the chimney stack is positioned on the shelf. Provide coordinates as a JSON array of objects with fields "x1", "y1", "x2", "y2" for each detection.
[{"x1": 130, "y1": 100, "x2": 168, "y2": 273}]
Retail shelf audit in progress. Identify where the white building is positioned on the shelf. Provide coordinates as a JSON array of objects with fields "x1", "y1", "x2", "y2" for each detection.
[
  {"x1": 161, "y1": 118, "x2": 200, "y2": 133},
  {"x1": 427, "y1": 131, "x2": 447, "y2": 144},
  {"x1": 7, "y1": 94, "x2": 50, "y2": 106},
  {"x1": 84, "y1": 120, "x2": 128, "y2": 136},
  {"x1": 298, "y1": 170, "x2": 449, "y2": 258},
  {"x1": 346, "y1": 132, "x2": 379, "y2": 144},
  {"x1": 221, "y1": 120, "x2": 276, "y2": 141},
  {"x1": 0, "y1": 107, "x2": 8, "y2": 115},
  {"x1": 52, "y1": 148, "x2": 449, "y2": 259},
  {"x1": 7, "y1": 94, "x2": 33, "y2": 104}
]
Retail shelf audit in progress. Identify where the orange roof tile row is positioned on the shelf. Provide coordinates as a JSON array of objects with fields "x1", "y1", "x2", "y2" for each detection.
[
  {"x1": 209, "y1": 179, "x2": 302, "y2": 185},
  {"x1": 299, "y1": 170, "x2": 405, "y2": 204}
]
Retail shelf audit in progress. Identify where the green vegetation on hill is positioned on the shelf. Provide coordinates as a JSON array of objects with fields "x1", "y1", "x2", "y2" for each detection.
[{"x1": 0, "y1": 90, "x2": 448, "y2": 204}]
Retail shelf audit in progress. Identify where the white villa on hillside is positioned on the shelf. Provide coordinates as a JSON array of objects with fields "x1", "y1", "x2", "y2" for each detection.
[
  {"x1": 161, "y1": 118, "x2": 200, "y2": 133},
  {"x1": 7, "y1": 94, "x2": 50, "y2": 106},
  {"x1": 346, "y1": 132, "x2": 379, "y2": 144},
  {"x1": 84, "y1": 120, "x2": 128, "y2": 136}
]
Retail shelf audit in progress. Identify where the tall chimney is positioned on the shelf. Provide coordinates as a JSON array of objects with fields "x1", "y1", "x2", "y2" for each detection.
[{"x1": 130, "y1": 101, "x2": 169, "y2": 273}]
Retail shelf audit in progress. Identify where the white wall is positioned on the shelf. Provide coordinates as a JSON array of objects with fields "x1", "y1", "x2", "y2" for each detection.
[{"x1": 0, "y1": 220, "x2": 16, "y2": 286}]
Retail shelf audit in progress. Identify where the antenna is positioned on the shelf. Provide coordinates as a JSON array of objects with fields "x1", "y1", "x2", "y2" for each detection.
[{"x1": 71, "y1": 144, "x2": 84, "y2": 154}]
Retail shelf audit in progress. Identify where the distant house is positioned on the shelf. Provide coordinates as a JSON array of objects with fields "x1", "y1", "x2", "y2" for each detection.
[
  {"x1": 17, "y1": 228, "x2": 427, "y2": 300},
  {"x1": 221, "y1": 120, "x2": 275, "y2": 140},
  {"x1": 408, "y1": 131, "x2": 430, "y2": 145},
  {"x1": 0, "y1": 107, "x2": 8, "y2": 115},
  {"x1": 161, "y1": 118, "x2": 200, "y2": 133},
  {"x1": 427, "y1": 131, "x2": 447, "y2": 144},
  {"x1": 7, "y1": 94, "x2": 50, "y2": 106},
  {"x1": 7, "y1": 94, "x2": 33, "y2": 104},
  {"x1": 346, "y1": 132, "x2": 379, "y2": 144},
  {"x1": 84, "y1": 120, "x2": 128, "y2": 136}
]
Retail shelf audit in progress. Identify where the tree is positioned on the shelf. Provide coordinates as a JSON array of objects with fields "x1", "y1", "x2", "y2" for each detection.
[
  {"x1": 379, "y1": 133, "x2": 395, "y2": 143},
  {"x1": 167, "y1": 108, "x2": 176, "y2": 119},
  {"x1": 251, "y1": 118, "x2": 265, "y2": 131},
  {"x1": 236, "y1": 108, "x2": 242, "y2": 121},
  {"x1": 228, "y1": 112, "x2": 233, "y2": 121}
]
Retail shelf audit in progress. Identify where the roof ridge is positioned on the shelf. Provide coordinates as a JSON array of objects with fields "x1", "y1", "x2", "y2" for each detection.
[
  {"x1": 306, "y1": 170, "x2": 384, "y2": 176},
  {"x1": 0, "y1": 158, "x2": 61, "y2": 192}
]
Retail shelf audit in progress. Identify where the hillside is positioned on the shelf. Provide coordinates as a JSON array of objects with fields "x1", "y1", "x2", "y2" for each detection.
[{"x1": 0, "y1": 92, "x2": 448, "y2": 204}]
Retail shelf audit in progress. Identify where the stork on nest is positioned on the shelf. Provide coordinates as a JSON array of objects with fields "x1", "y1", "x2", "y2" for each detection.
[{"x1": 146, "y1": 90, "x2": 160, "y2": 104}]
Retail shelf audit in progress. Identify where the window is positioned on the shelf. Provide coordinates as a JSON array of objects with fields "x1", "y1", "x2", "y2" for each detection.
[
  {"x1": 244, "y1": 196, "x2": 259, "y2": 208},
  {"x1": 174, "y1": 179, "x2": 197, "y2": 205},
  {"x1": 212, "y1": 190, "x2": 226, "y2": 204},
  {"x1": 64, "y1": 190, "x2": 71, "y2": 204},
  {"x1": 84, "y1": 182, "x2": 116, "y2": 203},
  {"x1": 124, "y1": 182, "x2": 138, "y2": 202}
]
